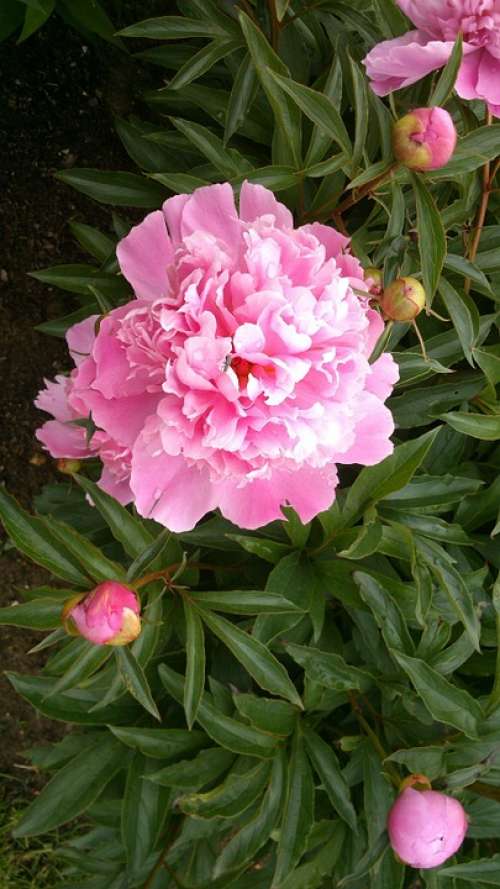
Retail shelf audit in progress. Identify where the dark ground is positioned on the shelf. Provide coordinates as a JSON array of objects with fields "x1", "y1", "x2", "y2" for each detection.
[{"x1": 0, "y1": 16, "x2": 142, "y2": 787}]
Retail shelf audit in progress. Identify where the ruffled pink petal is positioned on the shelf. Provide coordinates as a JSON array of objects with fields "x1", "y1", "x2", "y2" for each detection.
[
  {"x1": 365, "y1": 353, "x2": 400, "y2": 400},
  {"x1": 338, "y1": 393, "x2": 395, "y2": 466},
  {"x1": 81, "y1": 389, "x2": 160, "y2": 448},
  {"x1": 66, "y1": 315, "x2": 98, "y2": 366},
  {"x1": 36, "y1": 420, "x2": 92, "y2": 459},
  {"x1": 162, "y1": 193, "x2": 190, "y2": 246},
  {"x1": 117, "y1": 210, "x2": 174, "y2": 301},
  {"x1": 364, "y1": 31, "x2": 455, "y2": 96},
  {"x1": 239, "y1": 181, "x2": 293, "y2": 228},
  {"x1": 396, "y1": 0, "x2": 451, "y2": 36},
  {"x1": 476, "y1": 50, "x2": 500, "y2": 106},
  {"x1": 455, "y1": 49, "x2": 482, "y2": 100},
  {"x1": 217, "y1": 465, "x2": 339, "y2": 529},
  {"x1": 300, "y1": 222, "x2": 350, "y2": 259},
  {"x1": 131, "y1": 431, "x2": 218, "y2": 532},
  {"x1": 98, "y1": 467, "x2": 132, "y2": 505},
  {"x1": 35, "y1": 376, "x2": 74, "y2": 423},
  {"x1": 178, "y1": 184, "x2": 241, "y2": 255}
]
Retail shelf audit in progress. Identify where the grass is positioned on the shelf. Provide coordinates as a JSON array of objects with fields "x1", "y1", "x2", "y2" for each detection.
[{"x1": 0, "y1": 786, "x2": 71, "y2": 889}]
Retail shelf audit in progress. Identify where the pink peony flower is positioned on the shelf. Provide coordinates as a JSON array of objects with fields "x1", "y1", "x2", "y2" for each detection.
[
  {"x1": 36, "y1": 182, "x2": 399, "y2": 532},
  {"x1": 392, "y1": 107, "x2": 457, "y2": 171},
  {"x1": 364, "y1": 0, "x2": 500, "y2": 117},
  {"x1": 388, "y1": 786, "x2": 468, "y2": 869},
  {"x1": 62, "y1": 581, "x2": 141, "y2": 646}
]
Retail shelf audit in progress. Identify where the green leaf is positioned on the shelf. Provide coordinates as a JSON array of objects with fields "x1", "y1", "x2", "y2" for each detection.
[
  {"x1": 0, "y1": 487, "x2": 90, "y2": 587},
  {"x1": 6, "y1": 672, "x2": 139, "y2": 725},
  {"x1": 179, "y1": 758, "x2": 270, "y2": 819},
  {"x1": 13, "y1": 735, "x2": 125, "y2": 836},
  {"x1": 47, "y1": 516, "x2": 125, "y2": 583},
  {"x1": 349, "y1": 55, "x2": 368, "y2": 172},
  {"x1": 474, "y1": 345, "x2": 500, "y2": 393},
  {"x1": 73, "y1": 475, "x2": 154, "y2": 558},
  {"x1": 275, "y1": 0, "x2": 290, "y2": 21},
  {"x1": 238, "y1": 10, "x2": 302, "y2": 168},
  {"x1": 0, "y1": 598, "x2": 62, "y2": 629},
  {"x1": 429, "y1": 34, "x2": 463, "y2": 105},
  {"x1": 183, "y1": 599, "x2": 206, "y2": 730},
  {"x1": 235, "y1": 165, "x2": 299, "y2": 190},
  {"x1": 286, "y1": 643, "x2": 373, "y2": 692},
  {"x1": 68, "y1": 221, "x2": 115, "y2": 262},
  {"x1": 227, "y1": 534, "x2": 291, "y2": 563},
  {"x1": 47, "y1": 644, "x2": 111, "y2": 697},
  {"x1": 188, "y1": 589, "x2": 305, "y2": 615},
  {"x1": 391, "y1": 650, "x2": 482, "y2": 738},
  {"x1": 337, "y1": 520, "x2": 383, "y2": 560},
  {"x1": 214, "y1": 749, "x2": 286, "y2": 878},
  {"x1": 390, "y1": 370, "x2": 483, "y2": 428},
  {"x1": 304, "y1": 727, "x2": 357, "y2": 831},
  {"x1": 386, "y1": 746, "x2": 445, "y2": 781},
  {"x1": 273, "y1": 729, "x2": 314, "y2": 886},
  {"x1": 381, "y1": 474, "x2": 483, "y2": 509},
  {"x1": 342, "y1": 429, "x2": 438, "y2": 527},
  {"x1": 116, "y1": 647, "x2": 160, "y2": 721},
  {"x1": 122, "y1": 754, "x2": 170, "y2": 876},
  {"x1": 439, "y1": 855, "x2": 500, "y2": 883},
  {"x1": 150, "y1": 171, "x2": 209, "y2": 194},
  {"x1": 338, "y1": 830, "x2": 389, "y2": 887},
  {"x1": 170, "y1": 116, "x2": 245, "y2": 177},
  {"x1": 225, "y1": 52, "x2": 258, "y2": 143},
  {"x1": 159, "y1": 664, "x2": 278, "y2": 757},
  {"x1": 267, "y1": 69, "x2": 351, "y2": 157},
  {"x1": 354, "y1": 572, "x2": 415, "y2": 655},
  {"x1": 417, "y1": 537, "x2": 481, "y2": 650},
  {"x1": 233, "y1": 693, "x2": 298, "y2": 736},
  {"x1": 55, "y1": 169, "x2": 166, "y2": 208},
  {"x1": 147, "y1": 747, "x2": 234, "y2": 788},
  {"x1": 430, "y1": 124, "x2": 500, "y2": 179},
  {"x1": 440, "y1": 411, "x2": 500, "y2": 441},
  {"x1": 29, "y1": 263, "x2": 126, "y2": 298},
  {"x1": 439, "y1": 277, "x2": 480, "y2": 365},
  {"x1": 410, "y1": 172, "x2": 446, "y2": 301},
  {"x1": 118, "y1": 16, "x2": 226, "y2": 39},
  {"x1": 169, "y1": 38, "x2": 242, "y2": 90},
  {"x1": 196, "y1": 606, "x2": 302, "y2": 708},
  {"x1": 305, "y1": 56, "x2": 342, "y2": 167},
  {"x1": 17, "y1": 0, "x2": 54, "y2": 42},
  {"x1": 109, "y1": 725, "x2": 207, "y2": 760}
]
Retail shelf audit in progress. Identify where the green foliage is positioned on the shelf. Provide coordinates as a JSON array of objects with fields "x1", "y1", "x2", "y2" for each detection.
[{"x1": 2, "y1": 1, "x2": 500, "y2": 887}]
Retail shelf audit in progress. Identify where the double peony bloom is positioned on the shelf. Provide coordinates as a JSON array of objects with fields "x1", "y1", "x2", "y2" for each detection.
[
  {"x1": 364, "y1": 0, "x2": 500, "y2": 117},
  {"x1": 36, "y1": 182, "x2": 398, "y2": 532}
]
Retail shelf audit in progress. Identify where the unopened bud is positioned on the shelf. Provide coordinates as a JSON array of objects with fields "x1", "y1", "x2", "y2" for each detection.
[
  {"x1": 62, "y1": 581, "x2": 141, "y2": 646},
  {"x1": 388, "y1": 780, "x2": 468, "y2": 869},
  {"x1": 364, "y1": 267, "x2": 383, "y2": 296},
  {"x1": 57, "y1": 458, "x2": 81, "y2": 475},
  {"x1": 392, "y1": 107, "x2": 457, "y2": 172},
  {"x1": 379, "y1": 276, "x2": 426, "y2": 321}
]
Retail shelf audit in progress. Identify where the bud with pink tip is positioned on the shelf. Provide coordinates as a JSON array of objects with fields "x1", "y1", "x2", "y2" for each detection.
[
  {"x1": 365, "y1": 267, "x2": 383, "y2": 297},
  {"x1": 379, "y1": 276, "x2": 426, "y2": 321},
  {"x1": 392, "y1": 107, "x2": 457, "y2": 172},
  {"x1": 388, "y1": 779, "x2": 468, "y2": 870},
  {"x1": 62, "y1": 581, "x2": 141, "y2": 646}
]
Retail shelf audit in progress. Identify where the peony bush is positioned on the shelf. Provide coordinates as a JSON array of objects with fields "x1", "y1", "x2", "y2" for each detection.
[{"x1": 1, "y1": 2, "x2": 500, "y2": 888}]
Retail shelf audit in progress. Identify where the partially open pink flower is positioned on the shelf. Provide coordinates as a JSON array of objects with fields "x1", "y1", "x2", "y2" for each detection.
[
  {"x1": 36, "y1": 182, "x2": 399, "y2": 532},
  {"x1": 388, "y1": 786, "x2": 468, "y2": 869},
  {"x1": 393, "y1": 107, "x2": 457, "y2": 171},
  {"x1": 364, "y1": 0, "x2": 500, "y2": 117},
  {"x1": 63, "y1": 581, "x2": 141, "y2": 646}
]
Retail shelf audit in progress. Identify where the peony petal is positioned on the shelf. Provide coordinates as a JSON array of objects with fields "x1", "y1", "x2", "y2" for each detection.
[
  {"x1": 179, "y1": 183, "x2": 241, "y2": 254},
  {"x1": 366, "y1": 353, "x2": 400, "y2": 400},
  {"x1": 364, "y1": 31, "x2": 455, "y2": 95},
  {"x1": 217, "y1": 465, "x2": 339, "y2": 529},
  {"x1": 300, "y1": 222, "x2": 350, "y2": 259},
  {"x1": 66, "y1": 315, "x2": 98, "y2": 365},
  {"x1": 239, "y1": 181, "x2": 293, "y2": 228},
  {"x1": 98, "y1": 467, "x2": 133, "y2": 506},
  {"x1": 476, "y1": 50, "x2": 500, "y2": 106},
  {"x1": 131, "y1": 433, "x2": 217, "y2": 532},
  {"x1": 455, "y1": 49, "x2": 481, "y2": 100},
  {"x1": 82, "y1": 389, "x2": 160, "y2": 448},
  {"x1": 36, "y1": 420, "x2": 93, "y2": 459},
  {"x1": 117, "y1": 210, "x2": 174, "y2": 301},
  {"x1": 337, "y1": 393, "x2": 395, "y2": 466}
]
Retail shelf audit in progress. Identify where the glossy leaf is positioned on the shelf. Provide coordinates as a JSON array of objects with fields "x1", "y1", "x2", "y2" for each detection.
[
  {"x1": 273, "y1": 729, "x2": 314, "y2": 885},
  {"x1": 183, "y1": 599, "x2": 206, "y2": 729},
  {"x1": 115, "y1": 647, "x2": 160, "y2": 721},
  {"x1": 304, "y1": 727, "x2": 357, "y2": 831},
  {"x1": 410, "y1": 172, "x2": 446, "y2": 300}
]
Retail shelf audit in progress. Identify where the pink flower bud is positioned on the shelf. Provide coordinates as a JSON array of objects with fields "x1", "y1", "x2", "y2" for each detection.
[
  {"x1": 392, "y1": 107, "x2": 457, "y2": 172},
  {"x1": 364, "y1": 267, "x2": 383, "y2": 296},
  {"x1": 388, "y1": 786, "x2": 468, "y2": 870},
  {"x1": 62, "y1": 581, "x2": 141, "y2": 646},
  {"x1": 379, "y1": 276, "x2": 426, "y2": 321}
]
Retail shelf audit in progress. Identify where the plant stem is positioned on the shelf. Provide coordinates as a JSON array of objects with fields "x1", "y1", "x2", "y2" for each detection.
[
  {"x1": 465, "y1": 109, "x2": 494, "y2": 293},
  {"x1": 267, "y1": 0, "x2": 280, "y2": 51},
  {"x1": 304, "y1": 163, "x2": 398, "y2": 225}
]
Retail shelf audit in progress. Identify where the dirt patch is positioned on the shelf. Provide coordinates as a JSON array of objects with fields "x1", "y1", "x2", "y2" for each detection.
[{"x1": 0, "y1": 16, "x2": 139, "y2": 786}]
